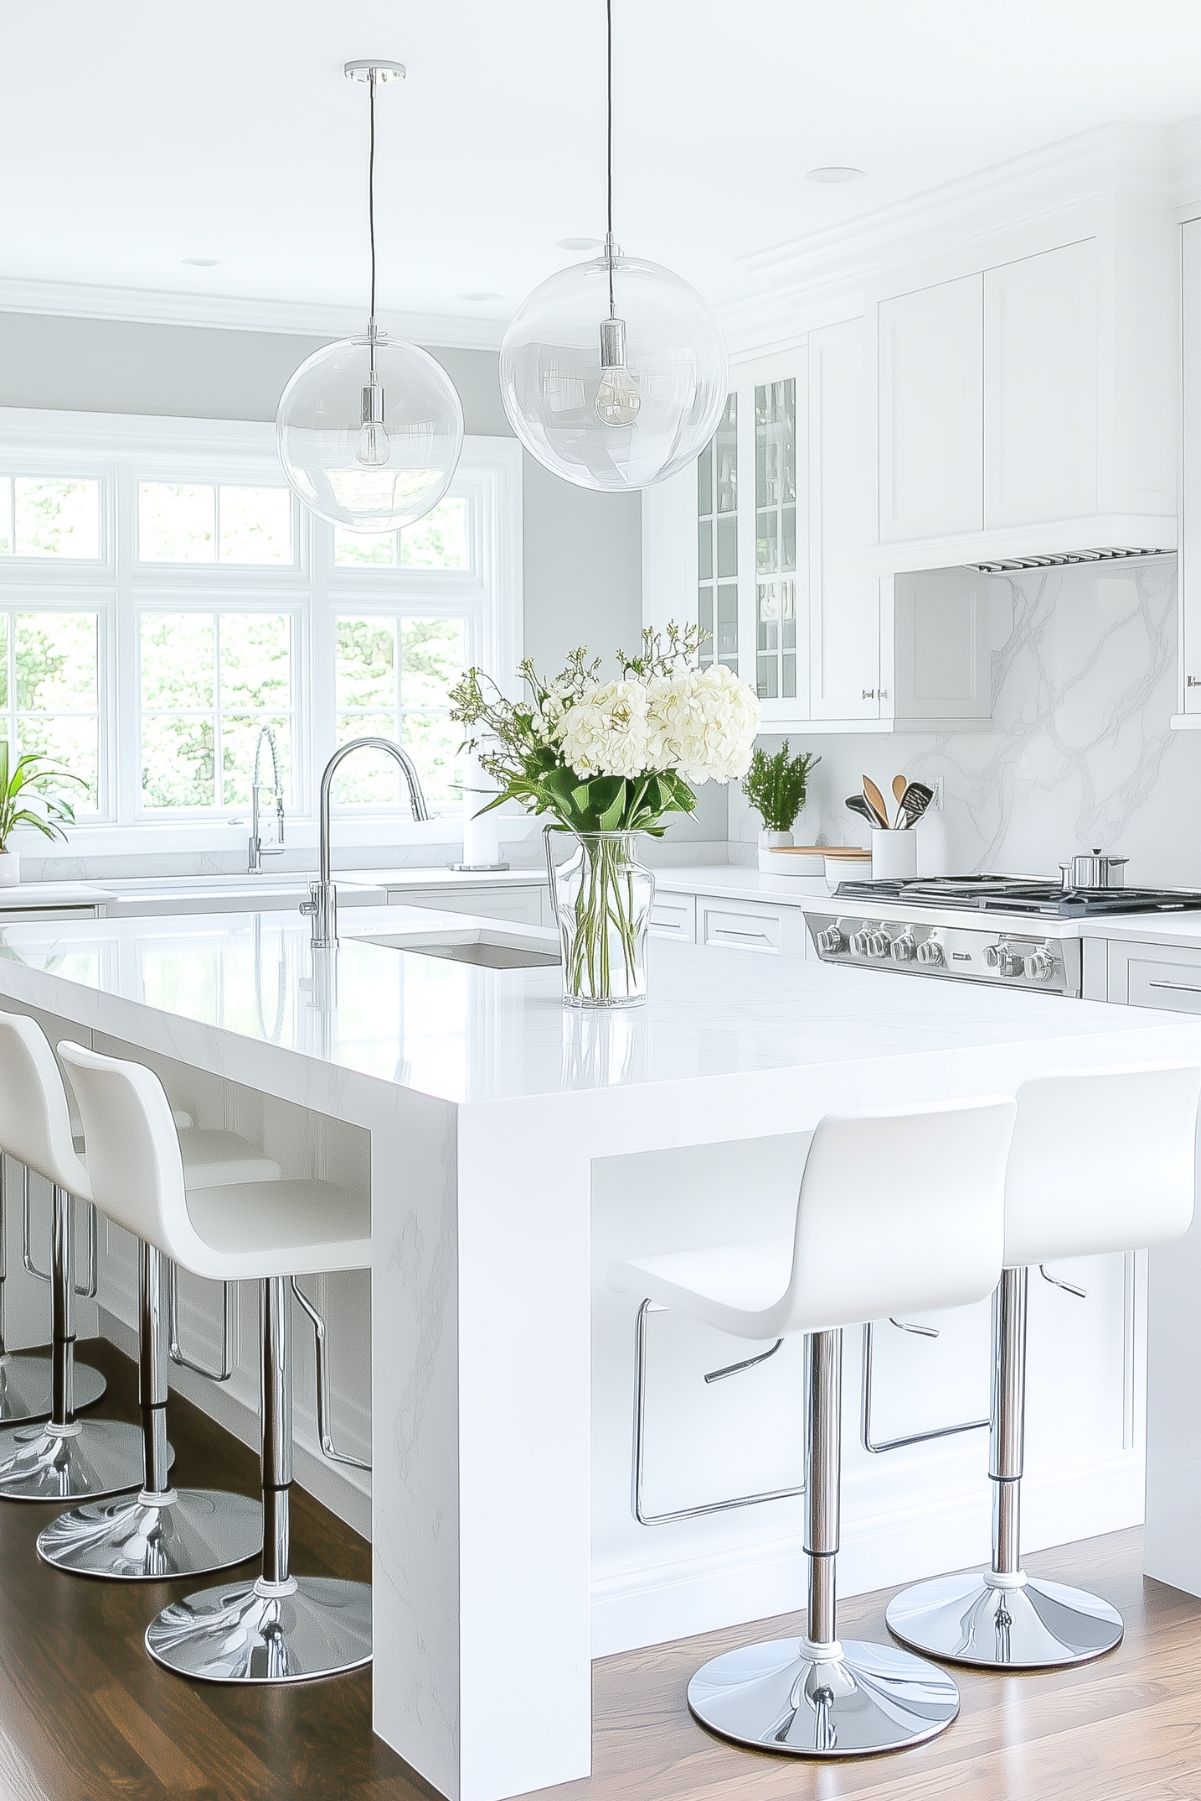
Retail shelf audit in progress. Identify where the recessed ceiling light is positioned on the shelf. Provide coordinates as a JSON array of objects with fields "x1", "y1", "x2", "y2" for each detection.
[
  {"x1": 804, "y1": 166, "x2": 866, "y2": 185},
  {"x1": 181, "y1": 257, "x2": 220, "y2": 267},
  {"x1": 556, "y1": 236, "x2": 603, "y2": 252},
  {"x1": 459, "y1": 290, "x2": 502, "y2": 303}
]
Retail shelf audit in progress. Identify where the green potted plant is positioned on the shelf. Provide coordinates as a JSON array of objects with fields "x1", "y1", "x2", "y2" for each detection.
[
  {"x1": 742, "y1": 741, "x2": 821, "y2": 870},
  {"x1": 0, "y1": 743, "x2": 85, "y2": 888}
]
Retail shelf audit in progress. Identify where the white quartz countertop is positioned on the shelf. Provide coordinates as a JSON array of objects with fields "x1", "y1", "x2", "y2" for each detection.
[
  {"x1": 0, "y1": 881, "x2": 113, "y2": 909},
  {"x1": 1, "y1": 902, "x2": 1198, "y2": 1110}
]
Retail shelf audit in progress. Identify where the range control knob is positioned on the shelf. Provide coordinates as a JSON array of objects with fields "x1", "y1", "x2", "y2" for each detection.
[
  {"x1": 915, "y1": 937, "x2": 944, "y2": 966},
  {"x1": 1024, "y1": 945, "x2": 1056, "y2": 984},
  {"x1": 848, "y1": 928, "x2": 872, "y2": 957},
  {"x1": 865, "y1": 927, "x2": 893, "y2": 959},
  {"x1": 985, "y1": 942, "x2": 1024, "y2": 979},
  {"x1": 890, "y1": 931, "x2": 917, "y2": 963},
  {"x1": 815, "y1": 924, "x2": 844, "y2": 956}
]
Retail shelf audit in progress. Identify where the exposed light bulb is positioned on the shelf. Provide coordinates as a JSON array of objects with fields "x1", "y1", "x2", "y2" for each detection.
[
  {"x1": 356, "y1": 376, "x2": 390, "y2": 468},
  {"x1": 356, "y1": 418, "x2": 391, "y2": 468},
  {"x1": 595, "y1": 315, "x2": 641, "y2": 427}
]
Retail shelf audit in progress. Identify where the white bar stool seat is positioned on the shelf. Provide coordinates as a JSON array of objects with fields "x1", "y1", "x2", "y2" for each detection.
[
  {"x1": 60, "y1": 1039, "x2": 372, "y2": 1685},
  {"x1": 610, "y1": 1095, "x2": 1016, "y2": 1760},
  {"x1": 0, "y1": 1012, "x2": 279, "y2": 1511},
  {"x1": 887, "y1": 1063, "x2": 1201, "y2": 1672}
]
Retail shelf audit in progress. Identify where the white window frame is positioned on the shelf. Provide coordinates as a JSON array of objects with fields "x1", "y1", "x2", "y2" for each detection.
[{"x1": 0, "y1": 408, "x2": 523, "y2": 854}]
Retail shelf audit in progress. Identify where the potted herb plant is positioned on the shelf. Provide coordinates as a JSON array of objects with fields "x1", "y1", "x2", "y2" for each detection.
[
  {"x1": 742, "y1": 740, "x2": 821, "y2": 870},
  {"x1": 0, "y1": 744, "x2": 85, "y2": 887}
]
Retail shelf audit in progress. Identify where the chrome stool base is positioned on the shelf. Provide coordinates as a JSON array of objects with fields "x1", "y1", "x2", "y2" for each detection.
[
  {"x1": 887, "y1": 1570, "x2": 1124, "y2": 1670},
  {"x1": 37, "y1": 1487, "x2": 262, "y2": 1580},
  {"x1": 687, "y1": 1634, "x2": 960, "y2": 1757},
  {"x1": 0, "y1": 1353, "x2": 105, "y2": 1423},
  {"x1": 146, "y1": 1574, "x2": 372, "y2": 1684},
  {"x1": 0, "y1": 1417, "x2": 149, "y2": 1502}
]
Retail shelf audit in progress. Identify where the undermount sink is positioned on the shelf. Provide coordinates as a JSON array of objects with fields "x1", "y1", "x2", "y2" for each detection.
[{"x1": 360, "y1": 929, "x2": 559, "y2": 970}]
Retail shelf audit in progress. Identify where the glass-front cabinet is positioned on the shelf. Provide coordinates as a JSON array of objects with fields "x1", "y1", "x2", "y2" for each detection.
[{"x1": 641, "y1": 315, "x2": 991, "y2": 733}]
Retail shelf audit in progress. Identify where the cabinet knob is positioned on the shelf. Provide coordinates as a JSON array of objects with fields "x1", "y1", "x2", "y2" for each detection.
[
  {"x1": 1189, "y1": 676, "x2": 1201, "y2": 689},
  {"x1": 862, "y1": 689, "x2": 876, "y2": 701}
]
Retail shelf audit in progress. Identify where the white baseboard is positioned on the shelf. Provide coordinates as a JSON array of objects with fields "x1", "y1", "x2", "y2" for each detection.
[{"x1": 590, "y1": 1450, "x2": 1143, "y2": 1657}]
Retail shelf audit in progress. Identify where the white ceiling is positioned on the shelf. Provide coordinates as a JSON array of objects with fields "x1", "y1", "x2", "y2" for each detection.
[{"x1": 4, "y1": 0, "x2": 1201, "y2": 335}]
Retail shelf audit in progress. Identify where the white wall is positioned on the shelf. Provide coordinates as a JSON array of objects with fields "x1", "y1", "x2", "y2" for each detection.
[{"x1": 729, "y1": 559, "x2": 1201, "y2": 885}]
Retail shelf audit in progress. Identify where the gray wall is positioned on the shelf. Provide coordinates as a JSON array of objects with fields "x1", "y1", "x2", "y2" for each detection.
[{"x1": 0, "y1": 312, "x2": 721, "y2": 841}]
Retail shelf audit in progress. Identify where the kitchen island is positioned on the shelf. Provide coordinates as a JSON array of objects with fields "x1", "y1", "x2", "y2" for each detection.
[{"x1": 1, "y1": 902, "x2": 1199, "y2": 1801}]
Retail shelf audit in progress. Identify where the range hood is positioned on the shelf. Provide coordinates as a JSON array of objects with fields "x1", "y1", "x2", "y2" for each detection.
[{"x1": 859, "y1": 516, "x2": 1177, "y2": 580}]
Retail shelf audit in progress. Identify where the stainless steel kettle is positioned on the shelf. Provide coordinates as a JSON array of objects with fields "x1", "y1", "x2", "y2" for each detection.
[{"x1": 1059, "y1": 848, "x2": 1128, "y2": 890}]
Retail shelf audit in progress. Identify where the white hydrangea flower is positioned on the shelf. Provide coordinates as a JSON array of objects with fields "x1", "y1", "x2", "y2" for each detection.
[
  {"x1": 557, "y1": 678, "x2": 665, "y2": 779},
  {"x1": 647, "y1": 664, "x2": 760, "y2": 784}
]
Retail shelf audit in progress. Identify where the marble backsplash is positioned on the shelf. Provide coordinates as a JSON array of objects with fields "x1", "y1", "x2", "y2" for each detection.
[{"x1": 729, "y1": 558, "x2": 1201, "y2": 889}]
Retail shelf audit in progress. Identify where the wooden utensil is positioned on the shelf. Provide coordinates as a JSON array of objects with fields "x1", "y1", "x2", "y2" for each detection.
[
  {"x1": 862, "y1": 776, "x2": 890, "y2": 829},
  {"x1": 891, "y1": 774, "x2": 907, "y2": 827}
]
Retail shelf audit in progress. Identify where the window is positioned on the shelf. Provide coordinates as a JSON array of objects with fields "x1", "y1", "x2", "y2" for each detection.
[
  {"x1": 0, "y1": 607, "x2": 103, "y2": 808},
  {"x1": 0, "y1": 412, "x2": 521, "y2": 832}
]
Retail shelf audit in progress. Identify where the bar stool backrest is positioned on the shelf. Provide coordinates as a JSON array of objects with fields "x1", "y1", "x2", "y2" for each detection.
[
  {"x1": 1004, "y1": 1062, "x2": 1201, "y2": 1267},
  {"x1": 775, "y1": 1095, "x2": 1017, "y2": 1338},
  {"x1": 58, "y1": 1039, "x2": 201, "y2": 1268},
  {"x1": 0, "y1": 1012, "x2": 89, "y2": 1195}
]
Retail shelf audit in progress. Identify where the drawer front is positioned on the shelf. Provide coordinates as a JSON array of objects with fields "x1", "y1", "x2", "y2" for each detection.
[
  {"x1": 699, "y1": 899, "x2": 785, "y2": 954},
  {"x1": 389, "y1": 885, "x2": 545, "y2": 925},
  {"x1": 1109, "y1": 941, "x2": 1201, "y2": 1013},
  {"x1": 649, "y1": 892, "x2": 696, "y2": 942},
  {"x1": 0, "y1": 906, "x2": 99, "y2": 923}
]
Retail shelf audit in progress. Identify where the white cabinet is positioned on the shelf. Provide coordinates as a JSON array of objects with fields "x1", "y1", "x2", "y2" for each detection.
[
  {"x1": 1178, "y1": 217, "x2": 1201, "y2": 723},
  {"x1": 643, "y1": 325, "x2": 990, "y2": 733},
  {"x1": 864, "y1": 206, "x2": 1176, "y2": 575},
  {"x1": 1106, "y1": 940, "x2": 1201, "y2": 1013},
  {"x1": 807, "y1": 319, "x2": 882, "y2": 721},
  {"x1": 877, "y1": 275, "x2": 984, "y2": 543},
  {"x1": 697, "y1": 897, "x2": 808, "y2": 957},
  {"x1": 984, "y1": 240, "x2": 1099, "y2": 527},
  {"x1": 648, "y1": 891, "x2": 696, "y2": 942}
]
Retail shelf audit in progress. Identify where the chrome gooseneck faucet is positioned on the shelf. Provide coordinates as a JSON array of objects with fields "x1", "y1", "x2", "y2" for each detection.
[
  {"x1": 301, "y1": 737, "x2": 429, "y2": 949},
  {"x1": 245, "y1": 725, "x2": 287, "y2": 874}
]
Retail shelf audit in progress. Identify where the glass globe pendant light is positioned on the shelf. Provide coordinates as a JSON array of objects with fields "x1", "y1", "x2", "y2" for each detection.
[
  {"x1": 276, "y1": 60, "x2": 464, "y2": 533},
  {"x1": 499, "y1": 0, "x2": 728, "y2": 493}
]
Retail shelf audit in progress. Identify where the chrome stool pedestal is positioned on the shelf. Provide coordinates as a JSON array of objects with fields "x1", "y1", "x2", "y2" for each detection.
[
  {"x1": 38, "y1": 1244, "x2": 260, "y2": 1579},
  {"x1": 146, "y1": 1275, "x2": 371, "y2": 1683},
  {"x1": 887, "y1": 1268, "x2": 1123, "y2": 1669},
  {"x1": 0, "y1": 1157, "x2": 104, "y2": 1423},
  {"x1": 0, "y1": 1184, "x2": 142, "y2": 1502},
  {"x1": 689, "y1": 1330, "x2": 960, "y2": 1757}
]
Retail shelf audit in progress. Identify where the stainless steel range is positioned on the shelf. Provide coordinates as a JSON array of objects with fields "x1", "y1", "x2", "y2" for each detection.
[{"x1": 803, "y1": 875, "x2": 1201, "y2": 998}]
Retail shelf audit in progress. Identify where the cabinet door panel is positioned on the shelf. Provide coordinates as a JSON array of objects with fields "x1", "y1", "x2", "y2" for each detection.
[
  {"x1": 878, "y1": 274, "x2": 984, "y2": 542},
  {"x1": 984, "y1": 240, "x2": 1099, "y2": 528},
  {"x1": 808, "y1": 318, "x2": 880, "y2": 720},
  {"x1": 1182, "y1": 220, "x2": 1201, "y2": 713}
]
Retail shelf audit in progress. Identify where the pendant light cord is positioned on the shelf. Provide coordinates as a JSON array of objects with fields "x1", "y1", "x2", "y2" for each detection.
[
  {"x1": 368, "y1": 68, "x2": 378, "y2": 371},
  {"x1": 605, "y1": 0, "x2": 615, "y2": 318}
]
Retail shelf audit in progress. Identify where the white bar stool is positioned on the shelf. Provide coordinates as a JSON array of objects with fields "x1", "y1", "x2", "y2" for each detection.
[
  {"x1": 60, "y1": 1039, "x2": 373, "y2": 1684},
  {"x1": 0, "y1": 1075, "x2": 192, "y2": 1426},
  {"x1": 0, "y1": 1013, "x2": 276, "y2": 1505},
  {"x1": 887, "y1": 1063, "x2": 1201, "y2": 1671},
  {"x1": 610, "y1": 1095, "x2": 1016, "y2": 1759}
]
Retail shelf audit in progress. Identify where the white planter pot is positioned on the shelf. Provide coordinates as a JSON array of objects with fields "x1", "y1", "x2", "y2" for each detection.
[
  {"x1": 757, "y1": 827, "x2": 794, "y2": 872},
  {"x1": 870, "y1": 828, "x2": 918, "y2": 879},
  {"x1": 0, "y1": 851, "x2": 20, "y2": 888}
]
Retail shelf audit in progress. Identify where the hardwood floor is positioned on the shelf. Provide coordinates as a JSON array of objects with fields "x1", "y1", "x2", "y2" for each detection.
[{"x1": 2, "y1": 1341, "x2": 1201, "y2": 1800}]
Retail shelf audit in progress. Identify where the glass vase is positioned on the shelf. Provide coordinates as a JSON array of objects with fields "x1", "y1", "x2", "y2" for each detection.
[{"x1": 546, "y1": 830, "x2": 654, "y2": 1008}]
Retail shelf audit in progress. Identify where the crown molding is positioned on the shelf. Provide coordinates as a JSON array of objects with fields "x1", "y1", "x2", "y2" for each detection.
[
  {"x1": 0, "y1": 277, "x2": 508, "y2": 352},
  {"x1": 718, "y1": 122, "x2": 1179, "y2": 358}
]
